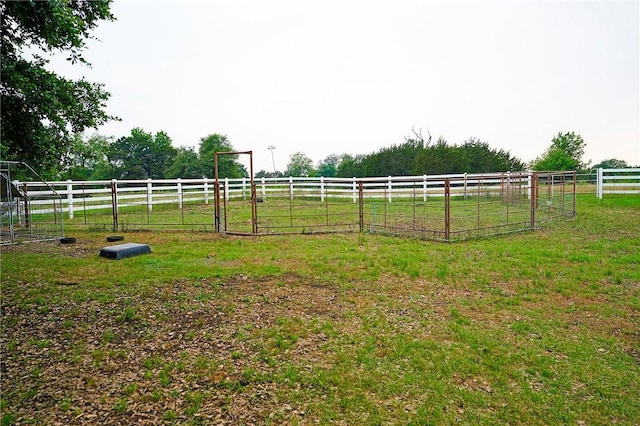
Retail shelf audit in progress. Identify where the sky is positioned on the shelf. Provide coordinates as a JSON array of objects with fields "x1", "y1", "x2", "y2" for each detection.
[{"x1": 48, "y1": 0, "x2": 639, "y2": 174}]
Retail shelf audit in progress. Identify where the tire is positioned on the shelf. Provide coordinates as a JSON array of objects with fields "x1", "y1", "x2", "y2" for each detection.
[
  {"x1": 106, "y1": 235, "x2": 124, "y2": 242},
  {"x1": 60, "y1": 237, "x2": 77, "y2": 244}
]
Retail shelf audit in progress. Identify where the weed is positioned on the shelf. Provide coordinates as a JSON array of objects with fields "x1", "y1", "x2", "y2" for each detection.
[
  {"x1": 117, "y1": 307, "x2": 138, "y2": 323},
  {"x1": 102, "y1": 330, "x2": 116, "y2": 344},
  {"x1": 123, "y1": 383, "x2": 137, "y2": 395},
  {"x1": 113, "y1": 397, "x2": 127, "y2": 413}
]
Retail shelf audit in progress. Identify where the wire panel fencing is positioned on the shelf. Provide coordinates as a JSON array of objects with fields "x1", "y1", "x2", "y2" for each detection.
[
  {"x1": 18, "y1": 172, "x2": 577, "y2": 241},
  {"x1": 359, "y1": 172, "x2": 575, "y2": 241},
  {"x1": 1, "y1": 161, "x2": 64, "y2": 245}
]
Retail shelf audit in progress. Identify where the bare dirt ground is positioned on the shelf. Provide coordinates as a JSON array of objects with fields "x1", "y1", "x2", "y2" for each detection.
[{"x1": 2, "y1": 240, "x2": 353, "y2": 424}]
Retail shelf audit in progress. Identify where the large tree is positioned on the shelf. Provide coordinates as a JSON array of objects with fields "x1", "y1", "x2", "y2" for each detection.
[
  {"x1": 316, "y1": 154, "x2": 341, "y2": 177},
  {"x1": 166, "y1": 146, "x2": 206, "y2": 179},
  {"x1": 531, "y1": 131, "x2": 587, "y2": 171},
  {"x1": 109, "y1": 128, "x2": 177, "y2": 179},
  {"x1": 285, "y1": 152, "x2": 315, "y2": 177},
  {"x1": 61, "y1": 133, "x2": 113, "y2": 180},
  {"x1": 592, "y1": 159, "x2": 630, "y2": 170},
  {"x1": 0, "y1": 0, "x2": 116, "y2": 175},
  {"x1": 199, "y1": 134, "x2": 247, "y2": 178}
]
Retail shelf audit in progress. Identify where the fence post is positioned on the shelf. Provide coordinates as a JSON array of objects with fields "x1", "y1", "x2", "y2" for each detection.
[
  {"x1": 22, "y1": 183, "x2": 30, "y2": 228},
  {"x1": 572, "y1": 171, "x2": 576, "y2": 217},
  {"x1": 261, "y1": 176, "x2": 266, "y2": 199},
  {"x1": 527, "y1": 172, "x2": 532, "y2": 200},
  {"x1": 358, "y1": 180, "x2": 364, "y2": 231},
  {"x1": 388, "y1": 176, "x2": 392, "y2": 203},
  {"x1": 444, "y1": 179, "x2": 450, "y2": 241},
  {"x1": 464, "y1": 173, "x2": 467, "y2": 200},
  {"x1": 597, "y1": 168, "x2": 603, "y2": 199},
  {"x1": 423, "y1": 175, "x2": 428, "y2": 202},
  {"x1": 177, "y1": 178, "x2": 183, "y2": 208},
  {"x1": 289, "y1": 177, "x2": 294, "y2": 200},
  {"x1": 204, "y1": 177, "x2": 209, "y2": 204},
  {"x1": 111, "y1": 179, "x2": 118, "y2": 232},
  {"x1": 320, "y1": 176, "x2": 325, "y2": 202},
  {"x1": 225, "y1": 177, "x2": 230, "y2": 201},
  {"x1": 242, "y1": 177, "x2": 247, "y2": 200},
  {"x1": 66, "y1": 180, "x2": 74, "y2": 219},
  {"x1": 530, "y1": 173, "x2": 537, "y2": 229},
  {"x1": 147, "y1": 178, "x2": 153, "y2": 211},
  {"x1": 352, "y1": 177, "x2": 357, "y2": 203}
]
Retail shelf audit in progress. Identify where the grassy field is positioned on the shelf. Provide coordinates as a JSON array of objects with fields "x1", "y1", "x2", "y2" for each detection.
[{"x1": 1, "y1": 195, "x2": 638, "y2": 425}]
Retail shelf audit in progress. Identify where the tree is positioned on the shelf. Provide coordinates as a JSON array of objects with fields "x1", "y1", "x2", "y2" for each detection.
[
  {"x1": 336, "y1": 154, "x2": 366, "y2": 178},
  {"x1": 412, "y1": 137, "x2": 465, "y2": 175},
  {"x1": 198, "y1": 134, "x2": 247, "y2": 178},
  {"x1": 61, "y1": 133, "x2": 113, "y2": 180},
  {"x1": 285, "y1": 152, "x2": 315, "y2": 177},
  {"x1": 109, "y1": 128, "x2": 177, "y2": 179},
  {"x1": 316, "y1": 154, "x2": 341, "y2": 177},
  {"x1": 592, "y1": 159, "x2": 629, "y2": 170},
  {"x1": 255, "y1": 170, "x2": 284, "y2": 178},
  {"x1": 0, "y1": 0, "x2": 117, "y2": 176},
  {"x1": 166, "y1": 147, "x2": 205, "y2": 179},
  {"x1": 458, "y1": 138, "x2": 525, "y2": 173},
  {"x1": 531, "y1": 131, "x2": 587, "y2": 171}
]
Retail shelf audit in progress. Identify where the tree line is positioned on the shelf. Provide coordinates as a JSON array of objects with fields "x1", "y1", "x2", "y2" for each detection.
[
  {"x1": 62, "y1": 130, "x2": 246, "y2": 181},
  {"x1": 17, "y1": 126, "x2": 640, "y2": 181}
]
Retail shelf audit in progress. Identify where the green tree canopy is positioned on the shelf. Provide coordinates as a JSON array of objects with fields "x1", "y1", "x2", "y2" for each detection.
[
  {"x1": 0, "y1": 0, "x2": 117, "y2": 176},
  {"x1": 109, "y1": 128, "x2": 177, "y2": 179},
  {"x1": 458, "y1": 138, "x2": 525, "y2": 173},
  {"x1": 166, "y1": 147, "x2": 205, "y2": 179},
  {"x1": 199, "y1": 134, "x2": 247, "y2": 178},
  {"x1": 592, "y1": 159, "x2": 630, "y2": 170},
  {"x1": 531, "y1": 131, "x2": 587, "y2": 171},
  {"x1": 60, "y1": 133, "x2": 113, "y2": 180},
  {"x1": 285, "y1": 152, "x2": 315, "y2": 177},
  {"x1": 316, "y1": 154, "x2": 341, "y2": 177},
  {"x1": 334, "y1": 136, "x2": 523, "y2": 178}
]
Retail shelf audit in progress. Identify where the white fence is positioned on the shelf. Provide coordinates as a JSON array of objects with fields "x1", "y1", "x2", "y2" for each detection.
[
  {"x1": 597, "y1": 168, "x2": 640, "y2": 199},
  {"x1": 17, "y1": 172, "x2": 530, "y2": 220}
]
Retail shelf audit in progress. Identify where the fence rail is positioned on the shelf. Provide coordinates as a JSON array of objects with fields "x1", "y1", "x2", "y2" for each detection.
[
  {"x1": 19, "y1": 173, "x2": 537, "y2": 217},
  {"x1": 597, "y1": 168, "x2": 640, "y2": 198},
  {"x1": 13, "y1": 171, "x2": 578, "y2": 241}
]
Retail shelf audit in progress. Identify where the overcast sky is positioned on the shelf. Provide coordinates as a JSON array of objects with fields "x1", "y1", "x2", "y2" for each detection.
[{"x1": 50, "y1": 0, "x2": 639, "y2": 173}]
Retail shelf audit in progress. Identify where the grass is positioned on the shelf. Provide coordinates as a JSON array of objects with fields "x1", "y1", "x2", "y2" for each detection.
[
  {"x1": 0, "y1": 195, "x2": 638, "y2": 424},
  {"x1": 62, "y1": 187, "x2": 574, "y2": 241}
]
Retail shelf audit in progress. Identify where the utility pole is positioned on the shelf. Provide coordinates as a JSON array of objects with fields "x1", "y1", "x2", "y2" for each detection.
[{"x1": 267, "y1": 145, "x2": 276, "y2": 176}]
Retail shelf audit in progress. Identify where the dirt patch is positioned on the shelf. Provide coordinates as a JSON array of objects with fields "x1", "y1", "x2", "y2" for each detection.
[{"x1": 0, "y1": 274, "x2": 349, "y2": 425}]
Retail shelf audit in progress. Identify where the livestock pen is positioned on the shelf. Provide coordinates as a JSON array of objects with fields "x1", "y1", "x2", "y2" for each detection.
[{"x1": 16, "y1": 171, "x2": 576, "y2": 242}]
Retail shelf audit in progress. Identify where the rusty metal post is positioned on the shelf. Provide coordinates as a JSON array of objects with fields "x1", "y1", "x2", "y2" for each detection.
[
  {"x1": 111, "y1": 180, "x2": 118, "y2": 232},
  {"x1": 530, "y1": 173, "x2": 537, "y2": 229},
  {"x1": 572, "y1": 171, "x2": 576, "y2": 217},
  {"x1": 222, "y1": 183, "x2": 228, "y2": 232},
  {"x1": 214, "y1": 153, "x2": 221, "y2": 232},
  {"x1": 358, "y1": 180, "x2": 364, "y2": 231},
  {"x1": 249, "y1": 151, "x2": 257, "y2": 234},
  {"x1": 22, "y1": 183, "x2": 30, "y2": 228},
  {"x1": 444, "y1": 179, "x2": 450, "y2": 241}
]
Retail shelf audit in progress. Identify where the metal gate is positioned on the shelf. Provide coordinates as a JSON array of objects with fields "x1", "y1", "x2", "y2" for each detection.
[
  {"x1": 1, "y1": 161, "x2": 64, "y2": 245},
  {"x1": 214, "y1": 151, "x2": 257, "y2": 234}
]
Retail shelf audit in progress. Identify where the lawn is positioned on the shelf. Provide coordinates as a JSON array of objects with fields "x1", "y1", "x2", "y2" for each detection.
[{"x1": 1, "y1": 195, "x2": 639, "y2": 425}]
